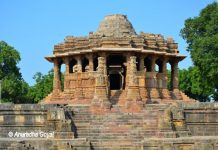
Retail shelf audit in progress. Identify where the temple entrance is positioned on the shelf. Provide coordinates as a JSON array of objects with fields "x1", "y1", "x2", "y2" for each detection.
[
  {"x1": 110, "y1": 73, "x2": 122, "y2": 90},
  {"x1": 107, "y1": 55, "x2": 126, "y2": 90}
]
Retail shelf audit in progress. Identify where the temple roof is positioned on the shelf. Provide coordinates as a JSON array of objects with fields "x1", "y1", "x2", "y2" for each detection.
[
  {"x1": 94, "y1": 14, "x2": 137, "y2": 37},
  {"x1": 46, "y1": 14, "x2": 186, "y2": 61}
]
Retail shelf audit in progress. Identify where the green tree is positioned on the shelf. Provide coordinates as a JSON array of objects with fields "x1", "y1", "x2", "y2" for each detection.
[
  {"x1": 179, "y1": 67, "x2": 213, "y2": 102},
  {"x1": 28, "y1": 69, "x2": 65, "y2": 103},
  {"x1": 0, "y1": 41, "x2": 21, "y2": 79},
  {"x1": 181, "y1": 2, "x2": 218, "y2": 101},
  {"x1": 28, "y1": 70, "x2": 54, "y2": 103},
  {"x1": 0, "y1": 41, "x2": 32, "y2": 103}
]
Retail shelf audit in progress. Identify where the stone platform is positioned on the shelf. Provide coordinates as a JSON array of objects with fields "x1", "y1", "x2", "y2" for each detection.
[{"x1": 0, "y1": 102, "x2": 218, "y2": 149}]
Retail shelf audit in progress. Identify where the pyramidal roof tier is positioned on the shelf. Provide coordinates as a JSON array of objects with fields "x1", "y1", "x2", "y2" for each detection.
[
  {"x1": 49, "y1": 14, "x2": 185, "y2": 60},
  {"x1": 94, "y1": 14, "x2": 137, "y2": 37}
]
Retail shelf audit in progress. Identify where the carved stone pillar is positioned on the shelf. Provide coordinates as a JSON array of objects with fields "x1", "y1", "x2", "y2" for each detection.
[
  {"x1": 138, "y1": 55, "x2": 148, "y2": 101},
  {"x1": 64, "y1": 57, "x2": 70, "y2": 75},
  {"x1": 171, "y1": 60, "x2": 182, "y2": 99},
  {"x1": 64, "y1": 57, "x2": 70, "y2": 92},
  {"x1": 88, "y1": 54, "x2": 94, "y2": 72},
  {"x1": 171, "y1": 60, "x2": 179, "y2": 89},
  {"x1": 99, "y1": 53, "x2": 107, "y2": 75},
  {"x1": 93, "y1": 57, "x2": 110, "y2": 107},
  {"x1": 125, "y1": 53, "x2": 131, "y2": 89},
  {"x1": 151, "y1": 56, "x2": 156, "y2": 72},
  {"x1": 138, "y1": 74, "x2": 148, "y2": 102},
  {"x1": 53, "y1": 58, "x2": 62, "y2": 93},
  {"x1": 139, "y1": 55, "x2": 145, "y2": 71},
  {"x1": 149, "y1": 56, "x2": 160, "y2": 99},
  {"x1": 161, "y1": 58, "x2": 171, "y2": 99},
  {"x1": 127, "y1": 56, "x2": 141, "y2": 101},
  {"x1": 99, "y1": 53, "x2": 109, "y2": 94},
  {"x1": 75, "y1": 56, "x2": 83, "y2": 99}
]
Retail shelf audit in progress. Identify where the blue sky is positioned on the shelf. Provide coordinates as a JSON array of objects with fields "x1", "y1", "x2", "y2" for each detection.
[{"x1": 0, "y1": 0, "x2": 216, "y2": 85}]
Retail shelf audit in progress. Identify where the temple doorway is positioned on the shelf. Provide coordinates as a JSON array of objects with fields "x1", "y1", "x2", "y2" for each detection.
[
  {"x1": 107, "y1": 55, "x2": 126, "y2": 90},
  {"x1": 109, "y1": 73, "x2": 122, "y2": 90}
]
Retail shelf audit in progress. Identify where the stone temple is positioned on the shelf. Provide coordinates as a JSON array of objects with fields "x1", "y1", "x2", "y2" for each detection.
[
  {"x1": 1, "y1": 14, "x2": 218, "y2": 150},
  {"x1": 43, "y1": 14, "x2": 190, "y2": 109}
]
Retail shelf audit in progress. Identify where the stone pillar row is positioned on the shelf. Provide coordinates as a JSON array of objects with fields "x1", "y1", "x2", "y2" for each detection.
[
  {"x1": 126, "y1": 55, "x2": 181, "y2": 100},
  {"x1": 52, "y1": 55, "x2": 94, "y2": 94},
  {"x1": 52, "y1": 54, "x2": 181, "y2": 100},
  {"x1": 62, "y1": 54, "x2": 95, "y2": 75}
]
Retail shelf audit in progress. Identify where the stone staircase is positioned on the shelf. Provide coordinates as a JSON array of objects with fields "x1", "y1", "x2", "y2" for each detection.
[{"x1": 67, "y1": 104, "x2": 170, "y2": 150}]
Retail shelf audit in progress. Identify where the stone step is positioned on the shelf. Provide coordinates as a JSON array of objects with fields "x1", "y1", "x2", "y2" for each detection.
[
  {"x1": 89, "y1": 139, "x2": 141, "y2": 149},
  {"x1": 66, "y1": 104, "x2": 163, "y2": 149}
]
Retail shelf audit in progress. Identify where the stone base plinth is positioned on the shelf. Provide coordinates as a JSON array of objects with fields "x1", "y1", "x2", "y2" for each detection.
[
  {"x1": 139, "y1": 88, "x2": 148, "y2": 102},
  {"x1": 161, "y1": 88, "x2": 171, "y2": 99},
  {"x1": 127, "y1": 86, "x2": 141, "y2": 101},
  {"x1": 149, "y1": 88, "x2": 161, "y2": 99}
]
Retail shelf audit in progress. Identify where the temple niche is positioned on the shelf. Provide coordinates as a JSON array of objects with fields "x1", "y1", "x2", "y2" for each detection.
[{"x1": 43, "y1": 14, "x2": 192, "y2": 108}]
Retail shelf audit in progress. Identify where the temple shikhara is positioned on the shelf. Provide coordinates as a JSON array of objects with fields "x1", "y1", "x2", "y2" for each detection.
[
  {"x1": 1, "y1": 15, "x2": 218, "y2": 150},
  {"x1": 44, "y1": 14, "x2": 190, "y2": 108}
]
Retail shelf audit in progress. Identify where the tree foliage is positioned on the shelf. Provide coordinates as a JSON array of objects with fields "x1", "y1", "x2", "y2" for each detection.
[
  {"x1": 0, "y1": 41, "x2": 21, "y2": 79},
  {"x1": 179, "y1": 67, "x2": 214, "y2": 102},
  {"x1": 27, "y1": 70, "x2": 54, "y2": 103},
  {"x1": 0, "y1": 41, "x2": 32, "y2": 103},
  {"x1": 180, "y1": 2, "x2": 218, "y2": 101}
]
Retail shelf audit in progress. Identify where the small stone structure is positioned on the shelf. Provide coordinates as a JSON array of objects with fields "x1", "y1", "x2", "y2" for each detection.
[
  {"x1": 1, "y1": 14, "x2": 218, "y2": 150},
  {"x1": 43, "y1": 14, "x2": 190, "y2": 109}
]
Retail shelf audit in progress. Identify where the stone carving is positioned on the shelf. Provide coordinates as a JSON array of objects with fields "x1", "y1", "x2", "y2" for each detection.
[
  {"x1": 73, "y1": 65, "x2": 78, "y2": 72},
  {"x1": 85, "y1": 65, "x2": 89, "y2": 72},
  {"x1": 97, "y1": 57, "x2": 105, "y2": 74}
]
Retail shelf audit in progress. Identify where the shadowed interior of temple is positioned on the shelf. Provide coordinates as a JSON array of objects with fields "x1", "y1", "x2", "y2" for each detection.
[{"x1": 107, "y1": 55, "x2": 126, "y2": 90}]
